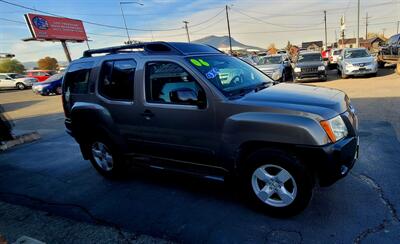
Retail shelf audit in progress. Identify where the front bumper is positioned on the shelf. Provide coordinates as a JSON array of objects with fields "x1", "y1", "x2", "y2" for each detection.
[
  {"x1": 296, "y1": 135, "x2": 359, "y2": 186},
  {"x1": 343, "y1": 64, "x2": 377, "y2": 76},
  {"x1": 294, "y1": 70, "x2": 326, "y2": 81}
]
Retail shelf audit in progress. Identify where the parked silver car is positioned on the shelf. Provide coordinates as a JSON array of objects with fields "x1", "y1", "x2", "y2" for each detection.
[
  {"x1": 0, "y1": 73, "x2": 37, "y2": 90},
  {"x1": 337, "y1": 48, "x2": 378, "y2": 78},
  {"x1": 256, "y1": 54, "x2": 291, "y2": 82}
]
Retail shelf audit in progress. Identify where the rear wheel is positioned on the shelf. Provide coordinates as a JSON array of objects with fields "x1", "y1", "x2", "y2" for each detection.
[
  {"x1": 243, "y1": 149, "x2": 313, "y2": 217},
  {"x1": 16, "y1": 83, "x2": 25, "y2": 90},
  {"x1": 86, "y1": 138, "x2": 129, "y2": 178}
]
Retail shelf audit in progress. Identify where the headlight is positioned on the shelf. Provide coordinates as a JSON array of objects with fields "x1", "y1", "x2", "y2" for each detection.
[
  {"x1": 272, "y1": 69, "x2": 281, "y2": 80},
  {"x1": 294, "y1": 67, "x2": 301, "y2": 73},
  {"x1": 320, "y1": 115, "x2": 348, "y2": 142},
  {"x1": 344, "y1": 62, "x2": 352, "y2": 67},
  {"x1": 318, "y1": 66, "x2": 325, "y2": 71}
]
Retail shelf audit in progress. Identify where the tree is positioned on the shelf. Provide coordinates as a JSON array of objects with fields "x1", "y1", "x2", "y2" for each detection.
[
  {"x1": 267, "y1": 43, "x2": 277, "y2": 55},
  {"x1": 367, "y1": 32, "x2": 388, "y2": 41},
  {"x1": 0, "y1": 58, "x2": 25, "y2": 74},
  {"x1": 37, "y1": 56, "x2": 58, "y2": 70}
]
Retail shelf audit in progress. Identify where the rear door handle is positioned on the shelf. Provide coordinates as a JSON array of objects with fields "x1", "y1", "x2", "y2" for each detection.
[{"x1": 141, "y1": 109, "x2": 154, "y2": 120}]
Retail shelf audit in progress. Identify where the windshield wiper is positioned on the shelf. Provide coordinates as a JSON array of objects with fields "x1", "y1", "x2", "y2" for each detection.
[{"x1": 254, "y1": 82, "x2": 271, "y2": 92}]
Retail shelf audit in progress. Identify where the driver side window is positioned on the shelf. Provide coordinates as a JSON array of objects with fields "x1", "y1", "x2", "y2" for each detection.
[{"x1": 145, "y1": 61, "x2": 205, "y2": 105}]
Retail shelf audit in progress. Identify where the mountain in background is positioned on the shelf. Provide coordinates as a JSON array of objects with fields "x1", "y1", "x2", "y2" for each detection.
[{"x1": 193, "y1": 35, "x2": 265, "y2": 51}]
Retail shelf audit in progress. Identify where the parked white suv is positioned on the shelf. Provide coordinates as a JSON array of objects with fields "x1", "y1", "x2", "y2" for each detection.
[
  {"x1": 0, "y1": 73, "x2": 37, "y2": 90},
  {"x1": 337, "y1": 48, "x2": 378, "y2": 78}
]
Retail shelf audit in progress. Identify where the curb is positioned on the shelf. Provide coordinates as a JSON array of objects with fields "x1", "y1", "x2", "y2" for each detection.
[{"x1": 0, "y1": 132, "x2": 40, "y2": 151}]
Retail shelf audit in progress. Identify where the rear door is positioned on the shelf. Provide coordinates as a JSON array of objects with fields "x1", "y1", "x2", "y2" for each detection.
[
  {"x1": 95, "y1": 58, "x2": 141, "y2": 142},
  {"x1": 0, "y1": 75, "x2": 14, "y2": 88}
]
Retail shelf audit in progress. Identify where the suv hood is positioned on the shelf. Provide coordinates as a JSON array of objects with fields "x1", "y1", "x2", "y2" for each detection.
[
  {"x1": 237, "y1": 83, "x2": 348, "y2": 119},
  {"x1": 295, "y1": 61, "x2": 324, "y2": 68},
  {"x1": 257, "y1": 64, "x2": 281, "y2": 71},
  {"x1": 344, "y1": 56, "x2": 374, "y2": 64}
]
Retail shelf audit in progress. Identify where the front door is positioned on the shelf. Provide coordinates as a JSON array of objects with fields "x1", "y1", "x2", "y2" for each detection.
[{"x1": 135, "y1": 60, "x2": 218, "y2": 166}]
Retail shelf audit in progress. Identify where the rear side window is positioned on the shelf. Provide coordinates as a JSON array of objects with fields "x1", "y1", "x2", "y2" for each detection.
[
  {"x1": 64, "y1": 62, "x2": 93, "y2": 94},
  {"x1": 99, "y1": 59, "x2": 136, "y2": 101}
]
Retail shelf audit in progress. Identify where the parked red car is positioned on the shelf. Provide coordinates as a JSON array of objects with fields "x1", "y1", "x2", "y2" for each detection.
[
  {"x1": 25, "y1": 70, "x2": 55, "y2": 82},
  {"x1": 321, "y1": 48, "x2": 331, "y2": 60}
]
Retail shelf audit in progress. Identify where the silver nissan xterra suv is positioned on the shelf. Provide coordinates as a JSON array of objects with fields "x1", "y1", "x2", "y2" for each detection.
[{"x1": 62, "y1": 42, "x2": 359, "y2": 216}]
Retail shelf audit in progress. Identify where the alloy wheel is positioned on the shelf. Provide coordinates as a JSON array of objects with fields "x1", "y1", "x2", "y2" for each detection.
[
  {"x1": 251, "y1": 164, "x2": 297, "y2": 207},
  {"x1": 91, "y1": 142, "x2": 114, "y2": 172}
]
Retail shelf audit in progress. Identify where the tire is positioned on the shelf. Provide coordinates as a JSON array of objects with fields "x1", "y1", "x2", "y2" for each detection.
[
  {"x1": 56, "y1": 87, "x2": 62, "y2": 95},
  {"x1": 281, "y1": 72, "x2": 286, "y2": 83},
  {"x1": 86, "y1": 137, "x2": 129, "y2": 178},
  {"x1": 378, "y1": 61, "x2": 385, "y2": 69},
  {"x1": 16, "y1": 83, "x2": 25, "y2": 90},
  {"x1": 243, "y1": 149, "x2": 313, "y2": 217}
]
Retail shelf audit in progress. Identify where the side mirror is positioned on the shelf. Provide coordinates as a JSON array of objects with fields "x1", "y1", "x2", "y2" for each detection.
[{"x1": 169, "y1": 87, "x2": 206, "y2": 108}]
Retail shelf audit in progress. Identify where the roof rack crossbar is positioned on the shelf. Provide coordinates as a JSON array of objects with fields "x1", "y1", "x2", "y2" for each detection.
[{"x1": 82, "y1": 42, "x2": 184, "y2": 57}]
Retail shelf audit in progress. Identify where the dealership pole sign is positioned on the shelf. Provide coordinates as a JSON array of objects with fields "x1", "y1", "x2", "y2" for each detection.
[{"x1": 23, "y1": 13, "x2": 88, "y2": 62}]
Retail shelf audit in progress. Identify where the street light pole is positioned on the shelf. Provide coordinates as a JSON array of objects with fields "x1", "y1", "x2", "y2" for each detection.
[
  {"x1": 120, "y1": 1, "x2": 143, "y2": 44},
  {"x1": 183, "y1": 21, "x2": 190, "y2": 43},
  {"x1": 225, "y1": 5, "x2": 233, "y2": 55}
]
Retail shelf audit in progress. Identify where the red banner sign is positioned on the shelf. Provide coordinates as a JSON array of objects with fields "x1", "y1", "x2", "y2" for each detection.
[{"x1": 25, "y1": 13, "x2": 87, "y2": 42}]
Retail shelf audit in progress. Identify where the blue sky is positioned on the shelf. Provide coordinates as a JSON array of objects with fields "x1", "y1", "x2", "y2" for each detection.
[{"x1": 0, "y1": 0, "x2": 399, "y2": 62}]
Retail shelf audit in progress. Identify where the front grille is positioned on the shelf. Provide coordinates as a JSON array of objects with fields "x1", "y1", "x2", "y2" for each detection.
[
  {"x1": 353, "y1": 62, "x2": 371, "y2": 67},
  {"x1": 302, "y1": 67, "x2": 318, "y2": 73}
]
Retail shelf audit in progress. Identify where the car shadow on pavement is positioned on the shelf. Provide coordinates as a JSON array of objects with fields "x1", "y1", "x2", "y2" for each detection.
[{"x1": 0, "y1": 100, "x2": 43, "y2": 113}]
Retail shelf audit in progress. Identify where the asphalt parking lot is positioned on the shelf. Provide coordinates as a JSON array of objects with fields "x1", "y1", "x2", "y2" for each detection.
[{"x1": 0, "y1": 68, "x2": 400, "y2": 243}]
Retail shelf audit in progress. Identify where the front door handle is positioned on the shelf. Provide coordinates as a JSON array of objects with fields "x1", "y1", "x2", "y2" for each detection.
[{"x1": 141, "y1": 109, "x2": 154, "y2": 120}]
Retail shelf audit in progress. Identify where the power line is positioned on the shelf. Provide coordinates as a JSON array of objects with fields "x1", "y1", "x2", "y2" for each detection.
[
  {"x1": 231, "y1": 8, "x2": 324, "y2": 29},
  {"x1": 0, "y1": 0, "x2": 184, "y2": 32},
  {"x1": 188, "y1": 8, "x2": 225, "y2": 28}
]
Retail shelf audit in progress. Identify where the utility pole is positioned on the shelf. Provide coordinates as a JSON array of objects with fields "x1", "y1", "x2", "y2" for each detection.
[
  {"x1": 397, "y1": 21, "x2": 399, "y2": 34},
  {"x1": 324, "y1": 10, "x2": 328, "y2": 49},
  {"x1": 225, "y1": 5, "x2": 233, "y2": 55},
  {"x1": 365, "y1": 12, "x2": 369, "y2": 41},
  {"x1": 183, "y1": 21, "x2": 190, "y2": 43},
  {"x1": 356, "y1": 0, "x2": 360, "y2": 47}
]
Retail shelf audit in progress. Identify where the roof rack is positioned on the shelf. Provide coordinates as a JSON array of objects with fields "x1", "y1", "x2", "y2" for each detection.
[{"x1": 82, "y1": 42, "x2": 183, "y2": 57}]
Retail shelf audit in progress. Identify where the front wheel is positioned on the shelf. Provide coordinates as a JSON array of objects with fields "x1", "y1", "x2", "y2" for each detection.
[
  {"x1": 56, "y1": 86, "x2": 62, "y2": 95},
  {"x1": 243, "y1": 149, "x2": 313, "y2": 217},
  {"x1": 16, "y1": 83, "x2": 26, "y2": 90}
]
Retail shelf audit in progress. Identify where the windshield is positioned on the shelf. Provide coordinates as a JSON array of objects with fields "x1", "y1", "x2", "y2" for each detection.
[
  {"x1": 297, "y1": 53, "x2": 322, "y2": 62},
  {"x1": 186, "y1": 55, "x2": 272, "y2": 97},
  {"x1": 344, "y1": 49, "x2": 370, "y2": 59},
  {"x1": 42, "y1": 73, "x2": 63, "y2": 83},
  {"x1": 8, "y1": 74, "x2": 25, "y2": 79},
  {"x1": 258, "y1": 56, "x2": 282, "y2": 65},
  {"x1": 333, "y1": 50, "x2": 342, "y2": 55}
]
